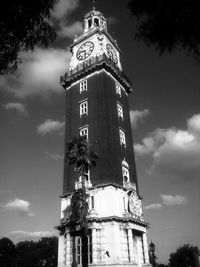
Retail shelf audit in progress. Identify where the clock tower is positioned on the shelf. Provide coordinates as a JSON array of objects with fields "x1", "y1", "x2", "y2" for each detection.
[{"x1": 57, "y1": 7, "x2": 151, "y2": 267}]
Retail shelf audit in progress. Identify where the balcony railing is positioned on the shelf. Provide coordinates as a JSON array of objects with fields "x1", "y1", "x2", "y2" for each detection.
[{"x1": 60, "y1": 53, "x2": 132, "y2": 92}]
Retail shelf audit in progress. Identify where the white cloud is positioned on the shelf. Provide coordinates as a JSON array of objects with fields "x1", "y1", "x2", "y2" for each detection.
[
  {"x1": 57, "y1": 21, "x2": 83, "y2": 38},
  {"x1": 134, "y1": 137, "x2": 155, "y2": 155},
  {"x1": 9, "y1": 230, "x2": 57, "y2": 240},
  {"x1": 161, "y1": 194, "x2": 188, "y2": 206},
  {"x1": 130, "y1": 109, "x2": 150, "y2": 129},
  {"x1": 0, "y1": 0, "x2": 82, "y2": 98},
  {"x1": 0, "y1": 198, "x2": 34, "y2": 217},
  {"x1": 135, "y1": 113, "x2": 200, "y2": 180},
  {"x1": 3, "y1": 102, "x2": 28, "y2": 116},
  {"x1": 51, "y1": 0, "x2": 82, "y2": 40},
  {"x1": 45, "y1": 151, "x2": 64, "y2": 160},
  {"x1": 51, "y1": 0, "x2": 80, "y2": 20},
  {"x1": 187, "y1": 114, "x2": 200, "y2": 136},
  {"x1": 0, "y1": 48, "x2": 70, "y2": 98},
  {"x1": 37, "y1": 119, "x2": 65, "y2": 135},
  {"x1": 144, "y1": 194, "x2": 187, "y2": 211},
  {"x1": 144, "y1": 203, "x2": 163, "y2": 210}
]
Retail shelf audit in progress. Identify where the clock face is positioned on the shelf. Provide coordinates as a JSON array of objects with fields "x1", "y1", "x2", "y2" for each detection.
[
  {"x1": 76, "y1": 41, "x2": 94, "y2": 60},
  {"x1": 106, "y1": 44, "x2": 118, "y2": 64}
]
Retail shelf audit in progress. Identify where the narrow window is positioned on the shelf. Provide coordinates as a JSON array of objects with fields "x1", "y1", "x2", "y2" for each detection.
[
  {"x1": 119, "y1": 129, "x2": 126, "y2": 147},
  {"x1": 125, "y1": 229, "x2": 130, "y2": 262},
  {"x1": 80, "y1": 100, "x2": 88, "y2": 116},
  {"x1": 75, "y1": 236, "x2": 82, "y2": 265},
  {"x1": 80, "y1": 126, "x2": 88, "y2": 140},
  {"x1": 122, "y1": 166, "x2": 130, "y2": 183},
  {"x1": 80, "y1": 79, "x2": 87, "y2": 93},
  {"x1": 75, "y1": 232, "x2": 93, "y2": 265},
  {"x1": 117, "y1": 103, "x2": 123, "y2": 119},
  {"x1": 91, "y1": 196, "x2": 94, "y2": 209},
  {"x1": 115, "y1": 82, "x2": 121, "y2": 96}
]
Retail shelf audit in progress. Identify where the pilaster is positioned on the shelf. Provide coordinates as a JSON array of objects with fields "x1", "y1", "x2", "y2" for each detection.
[
  {"x1": 92, "y1": 228, "x2": 98, "y2": 263},
  {"x1": 142, "y1": 232, "x2": 150, "y2": 264},
  {"x1": 113, "y1": 222, "x2": 121, "y2": 263},
  {"x1": 58, "y1": 235, "x2": 65, "y2": 267},
  {"x1": 128, "y1": 228, "x2": 134, "y2": 262},
  {"x1": 65, "y1": 233, "x2": 71, "y2": 266},
  {"x1": 136, "y1": 235, "x2": 142, "y2": 266}
]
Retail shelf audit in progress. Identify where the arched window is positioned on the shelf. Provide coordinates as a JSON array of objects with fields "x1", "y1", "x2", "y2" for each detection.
[
  {"x1": 122, "y1": 166, "x2": 130, "y2": 184},
  {"x1": 88, "y1": 19, "x2": 92, "y2": 28},
  {"x1": 94, "y1": 18, "x2": 99, "y2": 27}
]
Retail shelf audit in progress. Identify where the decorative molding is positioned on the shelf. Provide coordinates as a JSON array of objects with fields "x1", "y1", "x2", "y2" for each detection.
[{"x1": 60, "y1": 53, "x2": 132, "y2": 94}]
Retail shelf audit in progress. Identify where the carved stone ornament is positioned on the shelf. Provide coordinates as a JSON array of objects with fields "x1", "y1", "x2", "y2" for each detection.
[{"x1": 128, "y1": 190, "x2": 142, "y2": 217}]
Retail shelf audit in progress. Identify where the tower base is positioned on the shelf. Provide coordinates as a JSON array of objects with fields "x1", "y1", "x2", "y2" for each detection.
[{"x1": 57, "y1": 184, "x2": 151, "y2": 267}]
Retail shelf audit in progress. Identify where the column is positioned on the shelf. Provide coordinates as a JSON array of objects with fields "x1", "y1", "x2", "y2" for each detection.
[
  {"x1": 142, "y1": 232, "x2": 150, "y2": 264},
  {"x1": 128, "y1": 229, "x2": 134, "y2": 262},
  {"x1": 132, "y1": 234, "x2": 138, "y2": 264},
  {"x1": 92, "y1": 228, "x2": 98, "y2": 264},
  {"x1": 66, "y1": 233, "x2": 71, "y2": 267},
  {"x1": 113, "y1": 223, "x2": 121, "y2": 263},
  {"x1": 57, "y1": 235, "x2": 65, "y2": 267},
  {"x1": 136, "y1": 235, "x2": 142, "y2": 266}
]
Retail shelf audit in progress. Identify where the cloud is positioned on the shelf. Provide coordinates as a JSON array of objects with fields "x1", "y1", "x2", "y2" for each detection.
[
  {"x1": 0, "y1": 0, "x2": 82, "y2": 98},
  {"x1": 130, "y1": 109, "x2": 150, "y2": 129},
  {"x1": 37, "y1": 119, "x2": 65, "y2": 135},
  {"x1": 0, "y1": 48, "x2": 70, "y2": 98},
  {"x1": 57, "y1": 21, "x2": 83, "y2": 38},
  {"x1": 187, "y1": 114, "x2": 200, "y2": 136},
  {"x1": 45, "y1": 151, "x2": 64, "y2": 160},
  {"x1": 3, "y1": 102, "x2": 28, "y2": 116},
  {"x1": 50, "y1": 0, "x2": 83, "y2": 40},
  {"x1": 0, "y1": 198, "x2": 34, "y2": 217},
  {"x1": 161, "y1": 194, "x2": 188, "y2": 206},
  {"x1": 51, "y1": 0, "x2": 80, "y2": 20},
  {"x1": 144, "y1": 203, "x2": 163, "y2": 210},
  {"x1": 134, "y1": 113, "x2": 200, "y2": 180},
  {"x1": 9, "y1": 231, "x2": 57, "y2": 241},
  {"x1": 144, "y1": 194, "x2": 187, "y2": 211}
]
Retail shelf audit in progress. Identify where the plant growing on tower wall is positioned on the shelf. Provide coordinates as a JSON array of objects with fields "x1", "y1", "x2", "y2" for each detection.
[{"x1": 65, "y1": 135, "x2": 98, "y2": 267}]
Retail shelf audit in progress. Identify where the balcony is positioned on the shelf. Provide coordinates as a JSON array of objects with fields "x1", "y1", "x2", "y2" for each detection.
[{"x1": 60, "y1": 53, "x2": 132, "y2": 93}]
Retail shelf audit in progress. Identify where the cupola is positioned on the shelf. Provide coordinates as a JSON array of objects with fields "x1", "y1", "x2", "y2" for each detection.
[{"x1": 83, "y1": 8, "x2": 107, "y2": 33}]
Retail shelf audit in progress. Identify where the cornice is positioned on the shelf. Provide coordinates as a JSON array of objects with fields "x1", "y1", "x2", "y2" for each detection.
[{"x1": 60, "y1": 53, "x2": 132, "y2": 94}]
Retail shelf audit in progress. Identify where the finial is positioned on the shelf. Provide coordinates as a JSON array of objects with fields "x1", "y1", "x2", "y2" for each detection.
[{"x1": 92, "y1": 0, "x2": 96, "y2": 10}]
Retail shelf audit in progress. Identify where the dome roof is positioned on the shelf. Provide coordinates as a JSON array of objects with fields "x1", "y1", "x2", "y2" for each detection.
[{"x1": 84, "y1": 9, "x2": 104, "y2": 19}]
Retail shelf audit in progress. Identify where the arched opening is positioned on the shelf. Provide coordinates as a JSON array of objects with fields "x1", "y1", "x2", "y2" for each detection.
[
  {"x1": 88, "y1": 19, "x2": 92, "y2": 28},
  {"x1": 94, "y1": 18, "x2": 99, "y2": 27},
  {"x1": 124, "y1": 176, "x2": 128, "y2": 183}
]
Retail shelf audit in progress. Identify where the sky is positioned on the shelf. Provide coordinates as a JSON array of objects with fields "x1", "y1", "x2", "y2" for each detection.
[{"x1": 0, "y1": 0, "x2": 200, "y2": 264}]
